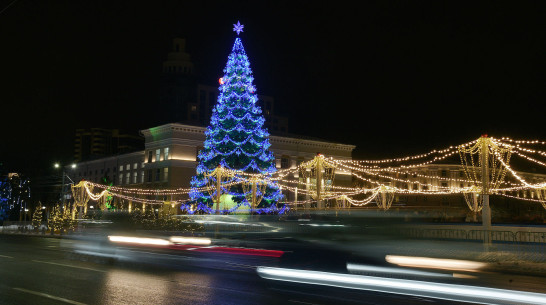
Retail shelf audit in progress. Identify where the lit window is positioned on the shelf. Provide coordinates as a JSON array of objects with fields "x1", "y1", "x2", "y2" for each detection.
[
  {"x1": 125, "y1": 173, "x2": 130, "y2": 184},
  {"x1": 164, "y1": 147, "x2": 169, "y2": 160},
  {"x1": 133, "y1": 163, "x2": 138, "y2": 169},
  {"x1": 133, "y1": 172, "x2": 137, "y2": 184},
  {"x1": 140, "y1": 171, "x2": 145, "y2": 183},
  {"x1": 156, "y1": 149, "x2": 161, "y2": 162},
  {"x1": 119, "y1": 174, "x2": 123, "y2": 185},
  {"x1": 126, "y1": 164, "x2": 130, "y2": 170},
  {"x1": 163, "y1": 168, "x2": 169, "y2": 181},
  {"x1": 119, "y1": 165, "x2": 123, "y2": 172}
]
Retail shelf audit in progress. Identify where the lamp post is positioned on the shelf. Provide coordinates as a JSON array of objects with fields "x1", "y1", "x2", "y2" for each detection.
[{"x1": 54, "y1": 162, "x2": 76, "y2": 214}]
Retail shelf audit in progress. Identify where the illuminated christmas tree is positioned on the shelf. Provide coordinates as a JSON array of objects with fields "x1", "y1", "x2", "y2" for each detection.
[
  {"x1": 187, "y1": 22, "x2": 282, "y2": 214},
  {"x1": 62, "y1": 206, "x2": 75, "y2": 232},
  {"x1": 32, "y1": 204, "x2": 43, "y2": 230},
  {"x1": 48, "y1": 204, "x2": 63, "y2": 233}
]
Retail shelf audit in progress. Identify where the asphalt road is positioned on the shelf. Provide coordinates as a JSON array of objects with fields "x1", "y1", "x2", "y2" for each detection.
[{"x1": 0, "y1": 234, "x2": 473, "y2": 305}]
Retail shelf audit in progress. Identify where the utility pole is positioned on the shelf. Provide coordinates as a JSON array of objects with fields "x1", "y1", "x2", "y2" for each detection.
[
  {"x1": 480, "y1": 136, "x2": 492, "y2": 248},
  {"x1": 215, "y1": 166, "x2": 223, "y2": 215},
  {"x1": 250, "y1": 178, "x2": 257, "y2": 214},
  {"x1": 316, "y1": 156, "x2": 323, "y2": 210},
  {"x1": 61, "y1": 170, "x2": 66, "y2": 209},
  {"x1": 294, "y1": 187, "x2": 298, "y2": 211}
]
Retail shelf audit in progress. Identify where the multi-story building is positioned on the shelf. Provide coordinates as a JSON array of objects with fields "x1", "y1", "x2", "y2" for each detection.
[
  {"x1": 74, "y1": 128, "x2": 144, "y2": 162},
  {"x1": 69, "y1": 123, "x2": 355, "y2": 208}
]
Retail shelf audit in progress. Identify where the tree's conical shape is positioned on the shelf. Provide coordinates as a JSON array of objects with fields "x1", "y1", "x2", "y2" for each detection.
[{"x1": 187, "y1": 37, "x2": 282, "y2": 214}]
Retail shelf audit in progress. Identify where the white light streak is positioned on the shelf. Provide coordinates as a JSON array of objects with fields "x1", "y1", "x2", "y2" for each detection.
[
  {"x1": 257, "y1": 267, "x2": 546, "y2": 305},
  {"x1": 385, "y1": 255, "x2": 486, "y2": 272},
  {"x1": 108, "y1": 236, "x2": 171, "y2": 246},
  {"x1": 169, "y1": 236, "x2": 211, "y2": 245}
]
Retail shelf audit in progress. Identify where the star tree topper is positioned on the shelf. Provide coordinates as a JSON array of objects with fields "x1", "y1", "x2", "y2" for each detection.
[{"x1": 233, "y1": 21, "x2": 244, "y2": 35}]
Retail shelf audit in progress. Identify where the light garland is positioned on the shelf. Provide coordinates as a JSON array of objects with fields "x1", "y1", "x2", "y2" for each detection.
[
  {"x1": 514, "y1": 149, "x2": 546, "y2": 168},
  {"x1": 500, "y1": 137, "x2": 546, "y2": 145},
  {"x1": 499, "y1": 193, "x2": 546, "y2": 209},
  {"x1": 335, "y1": 142, "x2": 473, "y2": 165},
  {"x1": 68, "y1": 135, "x2": 546, "y2": 212}
]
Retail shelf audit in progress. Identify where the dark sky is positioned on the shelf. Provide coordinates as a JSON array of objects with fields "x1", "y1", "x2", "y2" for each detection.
[{"x1": 1, "y1": 0, "x2": 544, "y2": 176}]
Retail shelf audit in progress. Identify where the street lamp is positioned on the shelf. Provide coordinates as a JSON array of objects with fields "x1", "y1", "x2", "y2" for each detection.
[
  {"x1": 54, "y1": 162, "x2": 80, "y2": 222},
  {"x1": 53, "y1": 163, "x2": 76, "y2": 207}
]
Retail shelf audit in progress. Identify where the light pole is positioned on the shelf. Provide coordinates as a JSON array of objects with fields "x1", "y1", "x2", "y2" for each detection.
[{"x1": 54, "y1": 162, "x2": 76, "y2": 214}]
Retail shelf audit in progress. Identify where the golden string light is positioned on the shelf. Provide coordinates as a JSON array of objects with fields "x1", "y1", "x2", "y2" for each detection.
[
  {"x1": 335, "y1": 141, "x2": 474, "y2": 164},
  {"x1": 514, "y1": 150, "x2": 546, "y2": 168},
  {"x1": 500, "y1": 138, "x2": 546, "y2": 145},
  {"x1": 332, "y1": 150, "x2": 460, "y2": 171},
  {"x1": 69, "y1": 136, "x2": 546, "y2": 211},
  {"x1": 500, "y1": 193, "x2": 546, "y2": 210},
  {"x1": 336, "y1": 162, "x2": 456, "y2": 192}
]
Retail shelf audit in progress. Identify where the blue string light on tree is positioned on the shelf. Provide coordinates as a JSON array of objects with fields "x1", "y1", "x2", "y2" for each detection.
[{"x1": 186, "y1": 21, "x2": 283, "y2": 214}]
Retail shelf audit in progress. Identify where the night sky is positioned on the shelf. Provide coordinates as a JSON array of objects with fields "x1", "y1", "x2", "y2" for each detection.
[{"x1": 1, "y1": 1, "x2": 544, "y2": 177}]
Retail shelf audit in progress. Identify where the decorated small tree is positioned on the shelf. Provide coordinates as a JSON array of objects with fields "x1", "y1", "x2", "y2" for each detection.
[
  {"x1": 188, "y1": 22, "x2": 282, "y2": 214},
  {"x1": 142, "y1": 206, "x2": 157, "y2": 230},
  {"x1": 62, "y1": 206, "x2": 75, "y2": 233},
  {"x1": 48, "y1": 204, "x2": 63, "y2": 233},
  {"x1": 131, "y1": 207, "x2": 144, "y2": 227},
  {"x1": 32, "y1": 204, "x2": 43, "y2": 231}
]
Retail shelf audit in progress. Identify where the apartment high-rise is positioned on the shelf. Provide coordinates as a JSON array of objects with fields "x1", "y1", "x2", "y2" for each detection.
[{"x1": 74, "y1": 128, "x2": 144, "y2": 162}]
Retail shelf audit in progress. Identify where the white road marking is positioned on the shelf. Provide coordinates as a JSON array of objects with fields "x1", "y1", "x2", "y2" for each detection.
[
  {"x1": 0, "y1": 254, "x2": 14, "y2": 258},
  {"x1": 32, "y1": 260, "x2": 106, "y2": 273},
  {"x1": 13, "y1": 287, "x2": 87, "y2": 305}
]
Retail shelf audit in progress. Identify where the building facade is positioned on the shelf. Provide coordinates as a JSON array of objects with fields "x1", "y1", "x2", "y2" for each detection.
[
  {"x1": 70, "y1": 123, "x2": 355, "y2": 206},
  {"x1": 67, "y1": 126, "x2": 546, "y2": 222}
]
